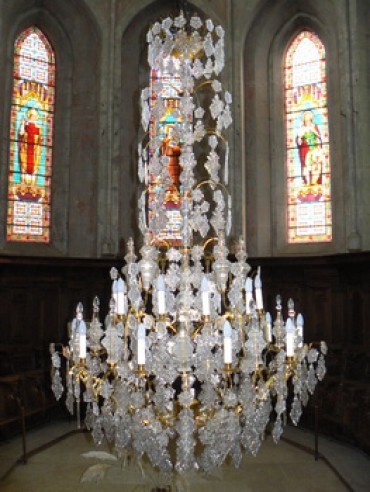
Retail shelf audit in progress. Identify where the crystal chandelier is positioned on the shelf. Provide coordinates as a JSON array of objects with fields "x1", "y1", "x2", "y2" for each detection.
[{"x1": 50, "y1": 12, "x2": 327, "y2": 473}]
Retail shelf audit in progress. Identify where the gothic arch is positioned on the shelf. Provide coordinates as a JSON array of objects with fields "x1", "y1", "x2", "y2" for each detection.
[
  {"x1": 7, "y1": 27, "x2": 56, "y2": 244},
  {"x1": 0, "y1": 0, "x2": 101, "y2": 257},
  {"x1": 243, "y1": 0, "x2": 346, "y2": 257}
]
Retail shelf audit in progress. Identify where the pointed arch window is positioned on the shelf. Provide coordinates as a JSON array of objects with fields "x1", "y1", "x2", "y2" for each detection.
[
  {"x1": 284, "y1": 30, "x2": 332, "y2": 243},
  {"x1": 7, "y1": 27, "x2": 55, "y2": 242}
]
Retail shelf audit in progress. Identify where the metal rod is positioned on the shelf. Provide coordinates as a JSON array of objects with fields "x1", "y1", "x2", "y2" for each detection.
[
  {"x1": 19, "y1": 403, "x2": 27, "y2": 464},
  {"x1": 76, "y1": 399, "x2": 81, "y2": 429},
  {"x1": 314, "y1": 402, "x2": 319, "y2": 461}
]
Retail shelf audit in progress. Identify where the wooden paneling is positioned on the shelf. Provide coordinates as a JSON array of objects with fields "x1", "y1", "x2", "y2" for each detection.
[
  {"x1": 250, "y1": 253, "x2": 370, "y2": 453},
  {"x1": 0, "y1": 256, "x2": 114, "y2": 346},
  {"x1": 0, "y1": 252, "x2": 369, "y2": 452}
]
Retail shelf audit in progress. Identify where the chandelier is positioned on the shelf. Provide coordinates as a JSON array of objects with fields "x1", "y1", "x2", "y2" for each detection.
[{"x1": 50, "y1": 12, "x2": 327, "y2": 473}]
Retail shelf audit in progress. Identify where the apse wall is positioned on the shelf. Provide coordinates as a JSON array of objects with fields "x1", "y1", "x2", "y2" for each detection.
[
  {"x1": 0, "y1": 0, "x2": 369, "y2": 456},
  {"x1": 0, "y1": 0, "x2": 368, "y2": 258}
]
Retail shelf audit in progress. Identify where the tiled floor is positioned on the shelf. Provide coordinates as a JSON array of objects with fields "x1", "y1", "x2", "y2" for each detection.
[{"x1": 0, "y1": 418, "x2": 369, "y2": 491}]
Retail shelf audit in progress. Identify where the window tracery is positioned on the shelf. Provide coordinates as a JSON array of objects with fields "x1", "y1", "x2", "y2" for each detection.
[
  {"x1": 7, "y1": 27, "x2": 55, "y2": 242},
  {"x1": 285, "y1": 30, "x2": 332, "y2": 243}
]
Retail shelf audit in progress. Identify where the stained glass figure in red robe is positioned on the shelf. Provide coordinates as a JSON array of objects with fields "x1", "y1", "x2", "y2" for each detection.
[
  {"x1": 161, "y1": 126, "x2": 182, "y2": 207},
  {"x1": 19, "y1": 107, "x2": 42, "y2": 185}
]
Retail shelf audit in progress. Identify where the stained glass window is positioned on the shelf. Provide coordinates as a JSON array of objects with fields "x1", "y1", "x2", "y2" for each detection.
[
  {"x1": 285, "y1": 30, "x2": 332, "y2": 243},
  {"x1": 149, "y1": 56, "x2": 185, "y2": 245},
  {"x1": 7, "y1": 27, "x2": 55, "y2": 242}
]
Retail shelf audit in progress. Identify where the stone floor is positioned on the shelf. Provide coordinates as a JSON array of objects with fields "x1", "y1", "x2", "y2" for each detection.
[{"x1": 0, "y1": 417, "x2": 369, "y2": 491}]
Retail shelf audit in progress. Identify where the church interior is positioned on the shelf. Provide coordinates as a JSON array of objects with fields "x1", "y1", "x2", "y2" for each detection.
[{"x1": 0, "y1": 0, "x2": 369, "y2": 490}]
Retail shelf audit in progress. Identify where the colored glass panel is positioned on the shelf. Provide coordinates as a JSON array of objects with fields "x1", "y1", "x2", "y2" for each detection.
[
  {"x1": 7, "y1": 27, "x2": 55, "y2": 242},
  {"x1": 284, "y1": 31, "x2": 332, "y2": 243},
  {"x1": 149, "y1": 56, "x2": 186, "y2": 246}
]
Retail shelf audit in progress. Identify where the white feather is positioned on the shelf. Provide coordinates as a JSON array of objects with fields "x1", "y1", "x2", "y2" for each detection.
[
  {"x1": 80, "y1": 463, "x2": 111, "y2": 483},
  {"x1": 81, "y1": 451, "x2": 118, "y2": 461},
  {"x1": 174, "y1": 472, "x2": 191, "y2": 492},
  {"x1": 137, "y1": 458, "x2": 146, "y2": 478}
]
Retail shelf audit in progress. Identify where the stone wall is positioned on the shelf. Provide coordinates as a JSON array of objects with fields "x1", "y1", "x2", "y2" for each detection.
[{"x1": 0, "y1": 0, "x2": 368, "y2": 258}]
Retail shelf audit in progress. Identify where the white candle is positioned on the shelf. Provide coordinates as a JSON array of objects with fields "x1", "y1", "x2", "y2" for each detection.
[
  {"x1": 255, "y1": 268, "x2": 263, "y2": 310},
  {"x1": 112, "y1": 279, "x2": 118, "y2": 313},
  {"x1": 285, "y1": 318, "x2": 295, "y2": 357},
  {"x1": 201, "y1": 276, "x2": 211, "y2": 316},
  {"x1": 137, "y1": 323, "x2": 146, "y2": 365},
  {"x1": 157, "y1": 275, "x2": 166, "y2": 315},
  {"x1": 297, "y1": 313, "x2": 304, "y2": 348},
  {"x1": 245, "y1": 277, "x2": 253, "y2": 315},
  {"x1": 79, "y1": 320, "x2": 87, "y2": 358},
  {"x1": 223, "y1": 320, "x2": 232, "y2": 364},
  {"x1": 265, "y1": 312, "x2": 272, "y2": 343},
  {"x1": 117, "y1": 278, "x2": 126, "y2": 315}
]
